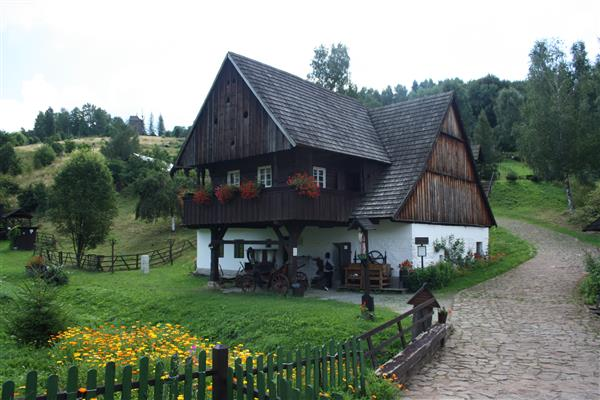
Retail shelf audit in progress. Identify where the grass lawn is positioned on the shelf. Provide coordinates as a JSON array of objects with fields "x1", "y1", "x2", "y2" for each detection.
[
  {"x1": 435, "y1": 226, "x2": 536, "y2": 295},
  {"x1": 0, "y1": 241, "x2": 396, "y2": 386},
  {"x1": 490, "y1": 161, "x2": 600, "y2": 248}
]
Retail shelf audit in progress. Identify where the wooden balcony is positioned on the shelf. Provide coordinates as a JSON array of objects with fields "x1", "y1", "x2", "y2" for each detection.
[{"x1": 182, "y1": 187, "x2": 361, "y2": 227}]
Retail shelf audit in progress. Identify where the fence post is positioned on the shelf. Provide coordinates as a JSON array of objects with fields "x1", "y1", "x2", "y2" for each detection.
[
  {"x1": 212, "y1": 344, "x2": 229, "y2": 400},
  {"x1": 169, "y1": 239, "x2": 174, "y2": 265}
]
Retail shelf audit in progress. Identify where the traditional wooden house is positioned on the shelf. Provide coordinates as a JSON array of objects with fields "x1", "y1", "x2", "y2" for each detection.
[{"x1": 172, "y1": 52, "x2": 495, "y2": 287}]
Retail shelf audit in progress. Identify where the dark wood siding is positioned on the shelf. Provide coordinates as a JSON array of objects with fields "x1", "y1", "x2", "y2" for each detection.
[
  {"x1": 396, "y1": 172, "x2": 493, "y2": 226},
  {"x1": 395, "y1": 105, "x2": 494, "y2": 226},
  {"x1": 182, "y1": 188, "x2": 360, "y2": 227},
  {"x1": 192, "y1": 60, "x2": 292, "y2": 165},
  {"x1": 427, "y1": 134, "x2": 476, "y2": 181}
]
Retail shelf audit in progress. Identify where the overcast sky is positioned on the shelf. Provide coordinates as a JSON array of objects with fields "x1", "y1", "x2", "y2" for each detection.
[{"x1": 1, "y1": 0, "x2": 599, "y2": 132}]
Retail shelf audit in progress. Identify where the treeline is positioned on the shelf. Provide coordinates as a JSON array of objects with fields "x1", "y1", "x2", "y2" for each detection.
[{"x1": 0, "y1": 104, "x2": 190, "y2": 146}]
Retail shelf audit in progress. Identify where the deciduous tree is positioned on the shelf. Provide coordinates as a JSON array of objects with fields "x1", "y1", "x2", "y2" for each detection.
[{"x1": 49, "y1": 151, "x2": 117, "y2": 267}]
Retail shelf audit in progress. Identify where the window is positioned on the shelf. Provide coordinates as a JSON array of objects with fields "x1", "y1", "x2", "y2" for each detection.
[
  {"x1": 313, "y1": 167, "x2": 326, "y2": 188},
  {"x1": 257, "y1": 165, "x2": 272, "y2": 187},
  {"x1": 476, "y1": 242, "x2": 484, "y2": 256},
  {"x1": 234, "y1": 241, "x2": 244, "y2": 259},
  {"x1": 227, "y1": 170, "x2": 240, "y2": 186}
]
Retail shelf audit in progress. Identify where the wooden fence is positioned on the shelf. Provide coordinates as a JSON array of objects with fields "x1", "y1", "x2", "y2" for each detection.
[
  {"x1": 1, "y1": 338, "x2": 366, "y2": 400},
  {"x1": 358, "y1": 295, "x2": 439, "y2": 369},
  {"x1": 38, "y1": 240, "x2": 195, "y2": 272}
]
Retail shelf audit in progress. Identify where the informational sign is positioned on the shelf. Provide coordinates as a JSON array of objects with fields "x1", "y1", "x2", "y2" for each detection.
[
  {"x1": 292, "y1": 247, "x2": 298, "y2": 256},
  {"x1": 417, "y1": 245, "x2": 427, "y2": 257},
  {"x1": 415, "y1": 237, "x2": 429, "y2": 245},
  {"x1": 141, "y1": 255, "x2": 150, "y2": 274}
]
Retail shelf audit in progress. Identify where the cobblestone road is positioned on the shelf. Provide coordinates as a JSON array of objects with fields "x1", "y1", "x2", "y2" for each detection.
[{"x1": 404, "y1": 219, "x2": 600, "y2": 400}]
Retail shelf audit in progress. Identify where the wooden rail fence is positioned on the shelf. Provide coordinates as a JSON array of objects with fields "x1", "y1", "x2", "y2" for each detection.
[
  {"x1": 1, "y1": 338, "x2": 366, "y2": 400},
  {"x1": 37, "y1": 240, "x2": 195, "y2": 272},
  {"x1": 358, "y1": 296, "x2": 438, "y2": 369}
]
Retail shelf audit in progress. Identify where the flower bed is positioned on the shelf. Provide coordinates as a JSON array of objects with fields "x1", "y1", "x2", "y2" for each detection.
[{"x1": 49, "y1": 323, "x2": 255, "y2": 374}]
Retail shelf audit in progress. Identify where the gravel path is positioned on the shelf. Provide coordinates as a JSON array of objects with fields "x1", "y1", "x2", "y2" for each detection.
[{"x1": 404, "y1": 218, "x2": 600, "y2": 400}]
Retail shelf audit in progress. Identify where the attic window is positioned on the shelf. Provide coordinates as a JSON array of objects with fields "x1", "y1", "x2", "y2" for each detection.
[
  {"x1": 226, "y1": 97, "x2": 230, "y2": 104},
  {"x1": 243, "y1": 111, "x2": 249, "y2": 119},
  {"x1": 213, "y1": 118, "x2": 218, "y2": 125}
]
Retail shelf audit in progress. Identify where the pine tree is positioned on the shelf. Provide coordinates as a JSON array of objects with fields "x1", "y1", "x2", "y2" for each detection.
[
  {"x1": 157, "y1": 114, "x2": 165, "y2": 136},
  {"x1": 148, "y1": 113, "x2": 155, "y2": 135}
]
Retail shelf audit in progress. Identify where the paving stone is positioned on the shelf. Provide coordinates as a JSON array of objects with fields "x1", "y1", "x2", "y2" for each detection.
[{"x1": 403, "y1": 218, "x2": 600, "y2": 400}]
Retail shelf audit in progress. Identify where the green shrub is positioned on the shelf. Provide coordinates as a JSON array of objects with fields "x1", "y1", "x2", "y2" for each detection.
[
  {"x1": 506, "y1": 169, "x2": 518, "y2": 182},
  {"x1": 33, "y1": 144, "x2": 56, "y2": 168},
  {"x1": 407, "y1": 261, "x2": 455, "y2": 292},
  {"x1": 17, "y1": 182, "x2": 49, "y2": 213},
  {"x1": 0, "y1": 176, "x2": 20, "y2": 195},
  {"x1": 0, "y1": 143, "x2": 22, "y2": 175},
  {"x1": 64, "y1": 140, "x2": 76, "y2": 153},
  {"x1": 580, "y1": 254, "x2": 600, "y2": 305},
  {"x1": 50, "y1": 141, "x2": 64, "y2": 156},
  {"x1": 40, "y1": 264, "x2": 69, "y2": 286},
  {"x1": 570, "y1": 186, "x2": 600, "y2": 228},
  {"x1": 365, "y1": 370, "x2": 402, "y2": 400},
  {"x1": 5, "y1": 279, "x2": 67, "y2": 347}
]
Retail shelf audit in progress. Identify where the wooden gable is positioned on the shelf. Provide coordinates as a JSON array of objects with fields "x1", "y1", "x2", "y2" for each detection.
[
  {"x1": 395, "y1": 103, "x2": 495, "y2": 227},
  {"x1": 178, "y1": 59, "x2": 292, "y2": 167}
]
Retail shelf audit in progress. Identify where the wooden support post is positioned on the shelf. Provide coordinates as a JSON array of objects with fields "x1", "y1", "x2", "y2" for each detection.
[
  {"x1": 209, "y1": 226, "x2": 227, "y2": 287},
  {"x1": 212, "y1": 344, "x2": 229, "y2": 400}
]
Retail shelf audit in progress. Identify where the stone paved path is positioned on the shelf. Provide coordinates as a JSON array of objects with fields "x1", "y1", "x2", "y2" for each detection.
[{"x1": 404, "y1": 219, "x2": 600, "y2": 400}]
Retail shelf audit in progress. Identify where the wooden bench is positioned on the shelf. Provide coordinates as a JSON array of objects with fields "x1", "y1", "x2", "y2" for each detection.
[{"x1": 344, "y1": 263, "x2": 392, "y2": 289}]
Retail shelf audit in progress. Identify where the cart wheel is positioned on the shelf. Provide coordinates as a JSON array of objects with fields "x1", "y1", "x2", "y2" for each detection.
[
  {"x1": 241, "y1": 275, "x2": 256, "y2": 293},
  {"x1": 270, "y1": 274, "x2": 289, "y2": 295},
  {"x1": 234, "y1": 274, "x2": 244, "y2": 288},
  {"x1": 297, "y1": 272, "x2": 309, "y2": 290}
]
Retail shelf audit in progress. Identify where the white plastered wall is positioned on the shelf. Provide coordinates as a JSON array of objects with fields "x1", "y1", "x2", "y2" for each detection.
[{"x1": 195, "y1": 221, "x2": 489, "y2": 279}]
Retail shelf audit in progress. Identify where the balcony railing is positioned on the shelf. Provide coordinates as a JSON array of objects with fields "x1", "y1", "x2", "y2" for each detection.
[{"x1": 182, "y1": 187, "x2": 361, "y2": 227}]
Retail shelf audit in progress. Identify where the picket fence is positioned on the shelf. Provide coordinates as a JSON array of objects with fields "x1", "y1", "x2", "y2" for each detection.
[{"x1": 1, "y1": 338, "x2": 366, "y2": 400}]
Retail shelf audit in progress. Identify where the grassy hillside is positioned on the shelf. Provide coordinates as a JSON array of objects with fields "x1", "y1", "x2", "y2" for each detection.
[
  {"x1": 13, "y1": 136, "x2": 183, "y2": 187},
  {"x1": 11, "y1": 136, "x2": 191, "y2": 254},
  {"x1": 490, "y1": 160, "x2": 600, "y2": 247}
]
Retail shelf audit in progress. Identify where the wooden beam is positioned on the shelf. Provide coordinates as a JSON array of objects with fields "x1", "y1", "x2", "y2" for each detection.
[{"x1": 209, "y1": 226, "x2": 227, "y2": 284}]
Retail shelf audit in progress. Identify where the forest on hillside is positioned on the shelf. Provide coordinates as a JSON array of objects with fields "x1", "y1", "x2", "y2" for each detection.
[{"x1": 307, "y1": 39, "x2": 600, "y2": 224}]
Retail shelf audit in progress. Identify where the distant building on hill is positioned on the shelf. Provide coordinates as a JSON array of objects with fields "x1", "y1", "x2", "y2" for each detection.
[{"x1": 128, "y1": 116, "x2": 145, "y2": 135}]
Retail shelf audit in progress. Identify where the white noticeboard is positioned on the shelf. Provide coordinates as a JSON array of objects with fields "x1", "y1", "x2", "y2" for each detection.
[{"x1": 141, "y1": 255, "x2": 150, "y2": 274}]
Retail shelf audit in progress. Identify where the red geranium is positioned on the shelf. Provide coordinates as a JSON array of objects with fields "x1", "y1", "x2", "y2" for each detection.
[
  {"x1": 287, "y1": 172, "x2": 320, "y2": 198},
  {"x1": 400, "y1": 259, "x2": 414, "y2": 272},
  {"x1": 239, "y1": 180, "x2": 261, "y2": 200},
  {"x1": 215, "y1": 184, "x2": 237, "y2": 204},
  {"x1": 192, "y1": 187, "x2": 212, "y2": 205}
]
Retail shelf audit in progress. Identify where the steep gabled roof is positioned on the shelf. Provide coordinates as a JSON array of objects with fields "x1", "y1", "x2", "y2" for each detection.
[
  {"x1": 227, "y1": 52, "x2": 391, "y2": 164},
  {"x1": 352, "y1": 92, "x2": 453, "y2": 218},
  {"x1": 583, "y1": 217, "x2": 600, "y2": 232}
]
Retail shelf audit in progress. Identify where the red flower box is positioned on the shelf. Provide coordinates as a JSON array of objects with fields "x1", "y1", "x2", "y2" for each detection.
[
  {"x1": 239, "y1": 180, "x2": 261, "y2": 200},
  {"x1": 215, "y1": 184, "x2": 237, "y2": 204},
  {"x1": 192, "y1": 187, "x2": 212, "y2": 205},
  {"x1": 287, "y1": 172, "x2": 320, "y2": 198}
]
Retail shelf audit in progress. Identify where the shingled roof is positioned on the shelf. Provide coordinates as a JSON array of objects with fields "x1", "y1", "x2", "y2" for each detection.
[
  {"x1": 177, "y1": 52, "x2": 486, "y2": 222},
  {"x1": 352, "y1": 93, "x2": 454, "y2": 218},
  {"x1": 228, "y1": 53, "x2": 390, "y2": 164},
  {"x1": 583, "y1": 217, "x2": 600, "y2": 232}
]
